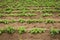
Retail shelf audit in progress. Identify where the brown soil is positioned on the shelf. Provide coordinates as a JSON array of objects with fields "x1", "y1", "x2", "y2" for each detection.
[
  {"x1": 0, "y1": 12, "x2": 60, "y2": 20},
  {"x1": 0, "y1": 31, "x2": 60, "y2": 40}
]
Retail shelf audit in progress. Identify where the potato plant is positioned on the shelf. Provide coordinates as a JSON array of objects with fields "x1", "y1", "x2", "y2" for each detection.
[
  {"x1": 45, "y1": 19, "x2": 55, "y2": 23},
  {"x1": 41, "y1": 7, "x2": 60, "y2": 13},
  {"x1": 27, "y1": 13, "x2": 37, "y2": 17},
  {"x1": 5, "y1": 26, "x2": 15, "y2": 34},
  {"x1": 0, "y1": 13, "x2": 36, "y2": 17},
  {"x1": 0, "y1": 19, "x2": 16, "y2": 24},
  {"x1": 27, "y1": 19, "x2": 44, "y2": 24},
  {"x1": 5, "y1": 8, "x2": 13, "y2": 13},
  {"x1": 0, "y1": 14, "x2": 3, "y2": 17},
  {"x1": 27, "y1": 19, "x2": 37, "y2": 24},
  {"x1": 18, "y1": 13, "x2": 36, "y2": 17},
  {"x1": 18, "y1": 26, "x2": 26, "y2": 34},
  {"x1": 29, "y1": 28, "x2": 45, "y2": 34},
  {"x1": 19, "y1": 18, "x2": 25, "y2": 23},
  {"x1": 38, "y1": 18, "x2": 44, "y2": 23},
  {"x1": 58, "y1": 14, "x2": 60, "y2": 16},
  {"x1": 0, "y1": 20, "x2": 9, "y2": 24},
  {"x1": 9, "y1": 20, "x2": 16, "y2": 23},
  {"x1": 1, "y1": 0, "x2": 60, "y2": 9},
  {"x1": 42, "y1": 13, "x2": 53, "y2": 17},
  {"x1": 0, "y1": 19, "x2": 57, "y2": 24},
  {"x1": 50, "y1": 28, "x2": 60, "y2": 36},
  {"x1": 0, "y1": 29, "x2": 5, "y2": 35},
  {"x1": 42, "y1": 9, "x2": 53, "y2": 13}
]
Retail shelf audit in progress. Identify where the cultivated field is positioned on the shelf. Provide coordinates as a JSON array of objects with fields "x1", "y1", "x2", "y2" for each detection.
[{"x1": 0, "y1": 0, "x2": 60, "y2": 40}]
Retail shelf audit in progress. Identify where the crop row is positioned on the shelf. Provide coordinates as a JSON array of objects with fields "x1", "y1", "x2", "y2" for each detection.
[
  {"x1": 0, "y1": 19, "x2": 60, "y2": 24},
  {"x1": 0, "y1": 26, "x2": 60, "y2": 36},
  {"x1": 0, "y1": 13, "x2": 60, "y2": 17},
  {"x1": 0, "y1": 0, "x2": 60, "y2": 7},
  {"x1": 1, "y1": 7, "x2": 60, "y2": 13},
  {"x1": 0, "y1": 13, "x2": 36, "y2": 17},
  {"x1": 42, "y1": 13, "x2": 59, "y2": 17},
  {"x1": 2, "y1": 6, "x2": 60, "y2": 11}
]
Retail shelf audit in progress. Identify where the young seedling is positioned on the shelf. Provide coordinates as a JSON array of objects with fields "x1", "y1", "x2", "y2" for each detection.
[
  {"x1": 29, "y1": 28, "x2": 45, "y2": 34},
  {"x1": 38, "y1": 18, "x2": 44, "y2": 23},
  {"x1": 5, "y1": 26, "x2": 15, "y2": 34},
  {"x1": 18, "y1": 26, "x2": 26, "y2": 34},
  {"x1": 42, "y1": 13, "x2": 53, "y2": 17},
  {"x1": 0, "y1": 20, "x2": 9, "y2": 24},
  {"x1": 0, "y1": 14, "x2": 3, "y2": 17},
  {"x1": 19, "y1": 18, "x2": 25, "y2": 23},
  {"x1": 5, "y1": 8, "x2": 12, "y2": 13},
  {"x1": 3, "y1": 20, "x2": 9, "y2": 24},
  {"x1": 9, "y1": 20, "x2": 16, "y2": 23},
  {"x1": 58, "y1": 14, "x2": 60, "y2": 16},
  {"x1": 0, "y1": 13, "x2": 36, "y2": 17},
  {"x1": 45, "y1": 19, "x2": 55, "y2": 24},
  {"x1": 0, "y1": 19, "x2": 16, "y2": 24},
  {"x1": 0, "y1": 29, "x2": 4, "y2": 35},
  {"x1": 27, "y1": 13, "x2": 37, "y2": 17},
  {"x1": 50, "y1": 28, "x2": 60, "y2": 36},
  {"x1": 0, "y1": 20, "x2": 3, "y2": 23},
  {"x1": 27, "y1": 19, "x2": 37, "y2": 24},
  {"x1": 19, "y1": 13, "x2": 28, "y2": 16}
]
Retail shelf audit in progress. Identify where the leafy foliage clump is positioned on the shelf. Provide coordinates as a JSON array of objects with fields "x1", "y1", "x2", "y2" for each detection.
[
  {"x1": 0, "y1": 20, "x2": 9, "y2": 24},
  {"x1": 45, "y1": 19, "x2": 55, "y2": 23},
  {"x1": 18, "y1": 26, "x2": 26, "y2": 34},
  {"x1": 0, "y1": 29, "x2": 4, "y2": 35},
  {"x1": 5, "y1": 26, "x2": 15, "y2": 34},
  {"x1": 29, "y1": 28, "x2": 45, "y2": 34},
  {"x1": 0, "y1": 14, "x2": 3, "y2": 17},
  {"x1": 19, "y1": 18, "x2": 25, "y2": 23},
  {"x1": 50, "y1": 28, "x2": 60, "y2": 36},
  {"x1": 42, "y1": 13, "x2": 53, "y2": 17},
  {"x1": 5, "y1": 8, "x2": 12, "y2": 13}
]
